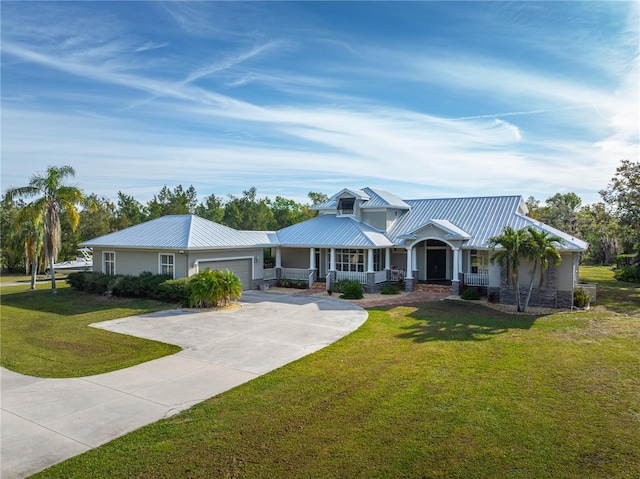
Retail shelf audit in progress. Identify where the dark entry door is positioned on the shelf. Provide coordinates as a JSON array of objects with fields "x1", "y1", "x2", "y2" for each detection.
[{"x1": 427, "y1": 249, "x2": 447, "y2": 280}]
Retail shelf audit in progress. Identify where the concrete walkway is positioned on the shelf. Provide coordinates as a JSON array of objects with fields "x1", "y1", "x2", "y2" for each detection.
[{"x1": 1, "y1": 291, "x2": 367, "y2": 479}]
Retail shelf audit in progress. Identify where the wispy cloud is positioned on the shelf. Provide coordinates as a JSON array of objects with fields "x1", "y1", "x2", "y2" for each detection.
[{"x1": 1, "y1": 1, "x2": 637, "y2": 207}]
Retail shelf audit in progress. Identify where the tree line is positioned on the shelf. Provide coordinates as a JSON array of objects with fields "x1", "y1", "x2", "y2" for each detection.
[
  {"x1": 1, "y1": 169, "x2": 328, "y2": 277},
  {"x1": 525, "y1": 159, "x2": 639, "y2": 266},
  {"x1": 2, "y1": 160, "x2": 638, "y2": 284}
]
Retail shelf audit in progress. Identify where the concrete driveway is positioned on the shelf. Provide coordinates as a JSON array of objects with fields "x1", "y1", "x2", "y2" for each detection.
[{"x1": 1, "y1": 291, "x2": 367, "y2": 479}]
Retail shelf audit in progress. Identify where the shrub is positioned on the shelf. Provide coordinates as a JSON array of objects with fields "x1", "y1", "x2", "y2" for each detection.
[
  {"x1": 81, "y1": 272, "x2": 118, "y2": 295},
  {"x1": 461, "y1": 288, "x2": 481, "y2": 300},
  {"x1": 66, "y1": 271, "x2": 89, "y2": 290},
  {"x1": 330, "y1": 279, "x2": 351, "y2": 294},
  {"x1": 278, "y1": 278, "x2": 292, "y2": 288},
  {"x1": 380, "y1": 285, "x2": 400, "y2": 295},
  {"x1": 217, "y1": 269, "x2": 243, "y2": 306},
  {"x1": 110, "y1": 275, "x2": 145, "y2": 297},
  {"x1": 189, "y1": 268, "x2": 242, "y2": 308},
  {"x1": 156, "y1": 278, "x2": 191, "y2": 306},
  {"x1": 338, "y1": 280, "x2": 364, "y2": 300},
  {"x1": 613, "y1": 266, "x2": 640, "y2": 284},
  {"x1": 573, "y1": 287, "x2": 591, "y2": 308},
  {"x1": 139, "y1": 272, "x2": 172, "y2": 298}
]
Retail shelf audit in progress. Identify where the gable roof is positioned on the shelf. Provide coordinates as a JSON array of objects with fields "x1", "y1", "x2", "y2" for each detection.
[
  {"x1": 313, "y1": 186, "x2": 411, "y2": 211},
  {"x1": 81, "y1": 215, "x2": 273, "y2": 250}
]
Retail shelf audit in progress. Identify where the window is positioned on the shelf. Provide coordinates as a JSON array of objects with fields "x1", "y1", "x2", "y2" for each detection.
[
  {"x1": 470, "y1": 249, "x2": 489, "y2": 274},
  {"x1": 373, "y1": 249, "x2": 384, "y2": 271},
  {"x1": 104, "y1": 251, "x2": 116, "y2": 275},
  {"x1": 160, "y1": 253, "x2": 175, "y2": 278},
  {"x1": 337, "y1": 197, "x2": 355, "y2": 215},
  {"x1": 336, "y1": 249, "x2": 364, "y2": 272}
]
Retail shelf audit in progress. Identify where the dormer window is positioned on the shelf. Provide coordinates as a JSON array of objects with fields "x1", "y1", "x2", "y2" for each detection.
[{"x1": 337, "y1": 197, "x2": 355, "y2": 215}]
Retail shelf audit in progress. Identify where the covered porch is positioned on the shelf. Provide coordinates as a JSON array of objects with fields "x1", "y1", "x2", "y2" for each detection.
[{"x1": 266, "y1": 246, "x2": 405, "y2": 293}]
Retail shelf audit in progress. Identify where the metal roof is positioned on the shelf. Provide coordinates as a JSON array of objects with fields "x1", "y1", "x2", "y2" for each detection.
[
  {"x1": 313, "y1": 187, "x2": 410, "y2": 211},
  {"x1": 80, "y1": 190, "x2": 588, "y2": 253},
  {"x1": 277, "y1": 214, "x2": 393, "y2": 248},
  {"x1": 81, "y1": 215, "x2": 271, "y2": 250},
  {"x1": 387, "y1": 196, "x2": 587, "y2": 250},
  {"x1": 360, "y1": 187, "x2": 411, "y2": 209}
]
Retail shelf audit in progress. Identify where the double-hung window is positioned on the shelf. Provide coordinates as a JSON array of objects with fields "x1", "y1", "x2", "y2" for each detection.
[
  {"x1": 159, "y1": 253, "x2": 175, "y2": 278},
  {"x1": 104, "y1": 251, "x2": 116, "y2": 275}
]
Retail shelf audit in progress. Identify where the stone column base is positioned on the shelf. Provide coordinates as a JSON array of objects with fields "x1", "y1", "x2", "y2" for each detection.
[{"x1": 405, "y1": 278, "x2": 415, "y2": 292}]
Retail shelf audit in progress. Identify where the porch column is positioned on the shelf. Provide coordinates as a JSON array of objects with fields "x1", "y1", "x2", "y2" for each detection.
[
  {"x1": 309, "y1": 247, "x2": 316, "y2": 269},
  {"x1": 367, "y1": 249, "x2": 374, "y2": 273},
  {"x1": 275, "y1": 247, "x2": 282, "y2": 268},
  {"x1": 385, "y1": 247, "x2": 391, "y2": 270},
  {"x1": 452, "y1": 247, "x2": 461, "y2": 295},
  {"x1": 405, "y1": 247, "x2": 413, "y2": 279},
  {"x1": 452, "y1": 247, "x2": 460, "y2": 279},
  {"x1": 411, "y1": 248, "x2": 417, "y2": 272},
  {"x1": 405, "y1": 247, "x2": 415, "y2": 292},
  {"x1": 330, "y1": 248, "x2": 336, "y2": 271}
]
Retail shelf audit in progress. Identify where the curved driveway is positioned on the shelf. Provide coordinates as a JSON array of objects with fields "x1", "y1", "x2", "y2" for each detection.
[{"x1": 1, "y1": 291, "x2": 367, "y2": 479}]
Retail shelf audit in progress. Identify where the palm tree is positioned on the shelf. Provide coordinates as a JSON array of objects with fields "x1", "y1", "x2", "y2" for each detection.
[
  {"x1": 6, "y1": 165, "x2": 83, "y2": 293},
  {"x1": 15, "y1": 204, "x2": 44, "y2": 290},
  {"x1": 522, "y1": 227, "x2": 564, "y2": 312},
  {"x1": 488, "y1": 226, "x2": 531, "y2": 312}
]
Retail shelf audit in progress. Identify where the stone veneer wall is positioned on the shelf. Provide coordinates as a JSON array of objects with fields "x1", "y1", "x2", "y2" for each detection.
[{"x1": 488, "y1": 261, "x2": 573, "y2": 309}]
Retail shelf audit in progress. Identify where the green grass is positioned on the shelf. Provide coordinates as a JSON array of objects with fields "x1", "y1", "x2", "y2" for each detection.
[
  {"x1": 33, "y1": 287, "x2": 640, "y2": 478},
  {"x1": 580, "y1": 265, "x2": 640, "y2": 314},
  {"x1": 0, "y1": 282, "x2": 181, "y2": 377}
]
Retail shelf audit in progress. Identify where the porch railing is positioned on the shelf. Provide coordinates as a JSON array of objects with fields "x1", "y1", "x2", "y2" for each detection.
[
  {"x1": 374, "y1": 270, "x2": 387, "y2": 284},
  {"x1": 390, "y1": 269, "x2": 405, "y2": 282},
  {"x1": 336, "y1": 271, "x2": 367, "y2": 284},
  {"x1": 263, "y1": 268, "x2": 277, "y2": 280},
  {"x1": 464, "y1": 272, "x2": 489, "y2": 287},
  {"x1": 280, "y1": 268, "x2": 309, "y2": 281}
]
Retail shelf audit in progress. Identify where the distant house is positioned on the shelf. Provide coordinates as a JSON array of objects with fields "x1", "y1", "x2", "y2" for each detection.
[{"x1": 82, "y1": 187, "x2": 588, "y2": 308}]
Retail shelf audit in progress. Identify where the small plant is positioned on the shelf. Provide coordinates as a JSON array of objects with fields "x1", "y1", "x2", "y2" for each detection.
[
  {"x1": 338, "y1": 280, "x2": 364, "y2": 300},
  {"x1": 380, "y1": 285, "x2": 400, "y2": 295},
  {"x1": 573, "y1": 287, "x2": 591, "y2": 308},
  {"x1": 461, "y1": 288, "x2": 481, "y2": 300}
]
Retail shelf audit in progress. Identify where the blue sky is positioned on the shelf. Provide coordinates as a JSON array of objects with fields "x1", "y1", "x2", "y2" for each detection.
[{"x1": 2, "y1": 1, "x2": 638, "y2": 206}]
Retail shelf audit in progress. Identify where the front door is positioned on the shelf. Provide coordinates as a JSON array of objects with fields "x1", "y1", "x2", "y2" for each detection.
[{"x1": 427, "y1": 249, "x2": 447, "y2": 280}]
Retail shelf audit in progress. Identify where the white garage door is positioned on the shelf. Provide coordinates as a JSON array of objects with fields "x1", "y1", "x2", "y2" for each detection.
[{"x1": 198, "y1": 259, "x2": 253, "y2": 290}]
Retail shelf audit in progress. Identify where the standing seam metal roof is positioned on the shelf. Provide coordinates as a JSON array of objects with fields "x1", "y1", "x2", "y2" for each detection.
[
  {"x1": 81, "y1": 215, "x2": 273, "y2": 249},
  {"x1": 80, "y1": 190, "x2": 588, "y2": 252}
]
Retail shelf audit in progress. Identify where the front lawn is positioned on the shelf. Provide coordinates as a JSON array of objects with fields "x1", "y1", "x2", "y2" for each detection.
[
  {"x1": 0, "y1": 282, "x2": 181, "y2": 377},
  {"x1": 34, "y1": 296, "x2": 640, "y2": 477},
  {"x1": 580, "y1": 265, "x2": 640, "y2": 314}
]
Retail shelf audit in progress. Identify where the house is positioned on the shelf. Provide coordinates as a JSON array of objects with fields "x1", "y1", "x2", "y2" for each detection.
[
  {"x1": 81, "y1": 215, "x2": 276, "y2": 290},
  {"x1": 82, "y1": 187, "x2": 589, "y2": 308}
]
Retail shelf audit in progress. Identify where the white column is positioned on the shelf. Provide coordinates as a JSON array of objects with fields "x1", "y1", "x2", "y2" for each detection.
[
  {"x1": 367, "y1": 249, "x2": 374, "y2": 273},
  {"x1": 330, "y1": 248, "x2": 336, "y2": 271},
  {"x1": 452, "y1": 247, "x2": 460, "y2": 281},
  {"x1": 309, "y1": 247, "x2": 316, "y2": 269},
  {"x1": 385, "y1": 247, "x2": 391, "y2": 270},
  {"x1": 405, "y1": 247, "x2": 413, "y2": 279},
  {"x1": 411, "y1": 248, "x2": 417, "y2": 272},
  {"x1": 275, "y1": 247, "x2": 282, "y2": 268}
]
